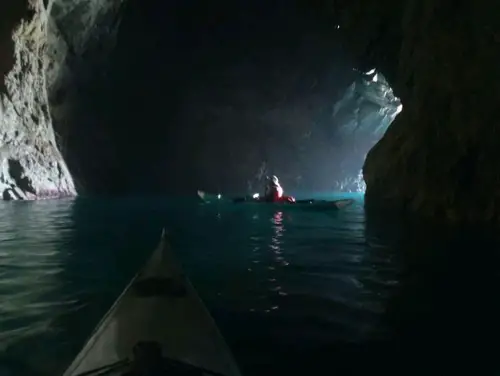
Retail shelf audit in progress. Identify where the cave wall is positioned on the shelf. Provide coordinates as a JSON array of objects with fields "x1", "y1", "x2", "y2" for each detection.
[
  {"x1": 6, "y1": 0, "x2": 394, "y2": 198},
  {"x1": 46, "y1": 0, "x2": 126, "y2": 192},
  {"x1": 3, "y1": 0, "x2": 441, "y2": 199},
  {"x1": 336, "y1": 0, "x2": 500, "y2": 224},
  {"x1": 106, "y1": 0, "x2": 403, "y2": 195},
  {"x1": 0, "y1": 0, "x2": 126, "y2": 198},
  {"x1": 331, "y1": 69, "x2": 401, "y2": 192},
  {"x1": 0, "y1": 0, "x2": 75, "y2": 200},
  {"x1": 106, "y1": 0, "x2": 365, "y2": 195}
]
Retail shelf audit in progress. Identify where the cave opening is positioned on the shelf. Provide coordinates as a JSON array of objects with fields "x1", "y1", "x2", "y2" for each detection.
[{"x1": 47, "y1": 0, "x2": 400, "y2": 197}]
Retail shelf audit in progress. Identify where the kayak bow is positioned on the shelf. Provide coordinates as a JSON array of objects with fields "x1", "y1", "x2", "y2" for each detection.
[{"x1": 63, "y1": 229, "x2": 242, "y2": 376}]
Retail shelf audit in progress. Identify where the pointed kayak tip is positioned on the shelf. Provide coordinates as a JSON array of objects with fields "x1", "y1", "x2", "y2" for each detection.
[
  {"x1": 156, "y1": 228, "x2": 171, "y2": 263},
  {"x1": 161, "y1": 227, "x2": 168, "y2": 239},
  {"x1": 159, "y1": 228, "x2": 170, "y2": 248}
]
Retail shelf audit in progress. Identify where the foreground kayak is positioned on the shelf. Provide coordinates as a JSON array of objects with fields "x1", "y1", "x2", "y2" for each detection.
[
  {"x1": 63, "y1": 229, "x2": 242, "y2": 376},
  {"x1": 197, "y1": 190, "x2": 354, "y2": 210}
]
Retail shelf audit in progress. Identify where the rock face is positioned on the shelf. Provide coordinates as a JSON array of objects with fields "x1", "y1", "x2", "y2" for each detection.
[
  {"x1": 334, "y1": 70, "x2": 401, "y2": 138},
  {"x1": 0, "y1": 0, "x2": 124, "y2": 200},
  {"x1": 46, "y1": 0, "x2": 126, "y2": 192},
  {"x1": 5, "y1": 0, "x2": 495, "y2": 210},
  {"x1": 331, "y1": 69, "x2": 401, "y2": 192},
  {"x1": 0, "y1": 0, "x2": 76, "y2": 200},
  {"x1": 337, "y1": 0, "x2": 500, "y2": 224},
  {"x1": 177, "y1": 63, "x2": 400, "y2": 194}
]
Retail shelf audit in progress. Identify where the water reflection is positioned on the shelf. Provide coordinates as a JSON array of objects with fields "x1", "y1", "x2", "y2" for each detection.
[
  {"x1": 268, "y1": 211, "x2": 290, "y2": 302},
  {"x1": 247, "y1": 211, "x2": 290, "y2": 313},
  {"x1": 222, "y1": 200, "x2": 398, "y2": 352}
]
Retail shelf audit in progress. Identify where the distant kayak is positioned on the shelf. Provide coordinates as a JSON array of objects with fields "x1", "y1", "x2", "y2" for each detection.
[
  {"x1": 197, "y1": 190, "x2": 354, "y2": 210},
  {"x1": 63, "y1": 229, "x2": 242, "y2": 376}
]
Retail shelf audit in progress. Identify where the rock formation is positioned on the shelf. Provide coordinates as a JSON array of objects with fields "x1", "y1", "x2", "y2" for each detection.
[
  {"x1": 4, "y1": 0, "x2": 498, "y2": 219},
  {"x1": 46, "y1": 0, "x2": 126, "y2": 193},
  {"x1": 0, "y1": 0, "x2": 404, "y2": 199},
  {"x1": 0, "y1": 0, "x2": 124, "y2": 200},
  {"x1": 332, "y1": 69, "x2": 401, "y2": 192},
  {"x1": 0, "y1": 0, "x2": 75, "y2": 200},
  {"x1": 336, "y1": 0, "x2": 500, "y2": 224}
]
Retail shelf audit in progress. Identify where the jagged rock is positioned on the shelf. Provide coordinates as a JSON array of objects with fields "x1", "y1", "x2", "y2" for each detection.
[
  {"x1": 337, "y1": 0, "x2": 500, "y2": 224},
  {"x1": 5, "y1": 0, "x2": 495, "y2": 210},
  {"x1": 0, "y1": 0, "x2": 401, "y2": 196},
  {"x1": 334, "y1": 69, "x2": 401, "y2": 138},
  {"x1": 332, "y1": 69, "x2": 402, "y2": 192},
  {"x1": 46, "y1": 0, "x2": 126, "y2": 191},
  {"x1": 170, "y1": 25, "x2": 396, "y2": 194},
  {"x1": 0, "y1": 0, "x2": 125, "y2": 200},
  {"x1": 0, "y1": 0, "x2": 75, "y2": 200}
]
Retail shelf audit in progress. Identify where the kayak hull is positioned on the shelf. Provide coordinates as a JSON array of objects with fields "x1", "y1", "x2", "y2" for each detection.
[
  {"x1": 63, "y1": 229, "x2": 242, "y2": 376},
  {"x1": 197, "y1": 190, "x2": 354, "y2": 210}
]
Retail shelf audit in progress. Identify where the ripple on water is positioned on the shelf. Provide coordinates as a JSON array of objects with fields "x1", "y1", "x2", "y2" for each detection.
[
  {"x1": 0, "y1": 194, "x2": 404, "y2": 376},
  {"x1": 185, "y1": 198, "x2": 399, "y2": 346},
  {"x1": 0, "y1": 200, "x2": 77, "y2": 354}
]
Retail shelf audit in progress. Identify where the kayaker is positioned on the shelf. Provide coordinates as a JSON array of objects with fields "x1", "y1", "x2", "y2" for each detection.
[{"x1": 263, "y1": 175, "x2": 296, "y2": 203}]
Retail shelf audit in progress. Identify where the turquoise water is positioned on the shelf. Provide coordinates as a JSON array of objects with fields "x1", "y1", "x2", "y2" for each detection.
[{"x1": 0, "y1": 194, "x2": 499, "y2": 375}]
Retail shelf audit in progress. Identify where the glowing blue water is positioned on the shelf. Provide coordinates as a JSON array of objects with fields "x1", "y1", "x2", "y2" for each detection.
[{"x1": 0, "y1": 194, "x2": 498, "y2": 375}]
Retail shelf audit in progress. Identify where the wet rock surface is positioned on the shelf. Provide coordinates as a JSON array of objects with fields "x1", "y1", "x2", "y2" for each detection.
[
  {"x1": 4, "y1": 0, "x2": 497, "y2": 215},
  {"x1": 332, "y1": 69, "x2": 401, "y2": 192},
  {"x1": 0, "y1": 0, "x2": 75, "y2": 200},
  {"x1": 0, "y1": 0, "x2": 125, "y2": 199},
  {"x1": 337, "y1": 0, "x2": 500, "y2": 224},
  {"x1": 46, "y1": 0, "x2": 126, "y2": 192},
  {"x1": 0, "y1": 0, "x2": 400, "y2": 198}
]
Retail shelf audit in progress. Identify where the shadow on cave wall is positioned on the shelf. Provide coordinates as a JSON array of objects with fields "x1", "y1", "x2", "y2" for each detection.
[{"x1": 47, "y1": 0, "x2": 183, "y2": 195}]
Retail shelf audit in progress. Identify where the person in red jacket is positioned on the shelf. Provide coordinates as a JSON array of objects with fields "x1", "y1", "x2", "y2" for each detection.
[{"x1": 263, "y1": 175, "x2": 296, "y2": 203}]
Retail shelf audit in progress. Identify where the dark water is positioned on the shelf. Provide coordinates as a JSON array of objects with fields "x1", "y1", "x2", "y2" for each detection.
[{"x1": 0, "y1": 194, "x2": 499, "y2": 375}]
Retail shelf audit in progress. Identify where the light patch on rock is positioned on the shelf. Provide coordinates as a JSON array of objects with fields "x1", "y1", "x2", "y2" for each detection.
[{"x1": 0, "y1": 0, "x2": 76, "y2": 200}]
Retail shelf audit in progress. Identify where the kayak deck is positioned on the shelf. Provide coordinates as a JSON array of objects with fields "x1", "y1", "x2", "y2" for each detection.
[{"x1": 63, "y1": 230, "x2": 242, "y2": 376}]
